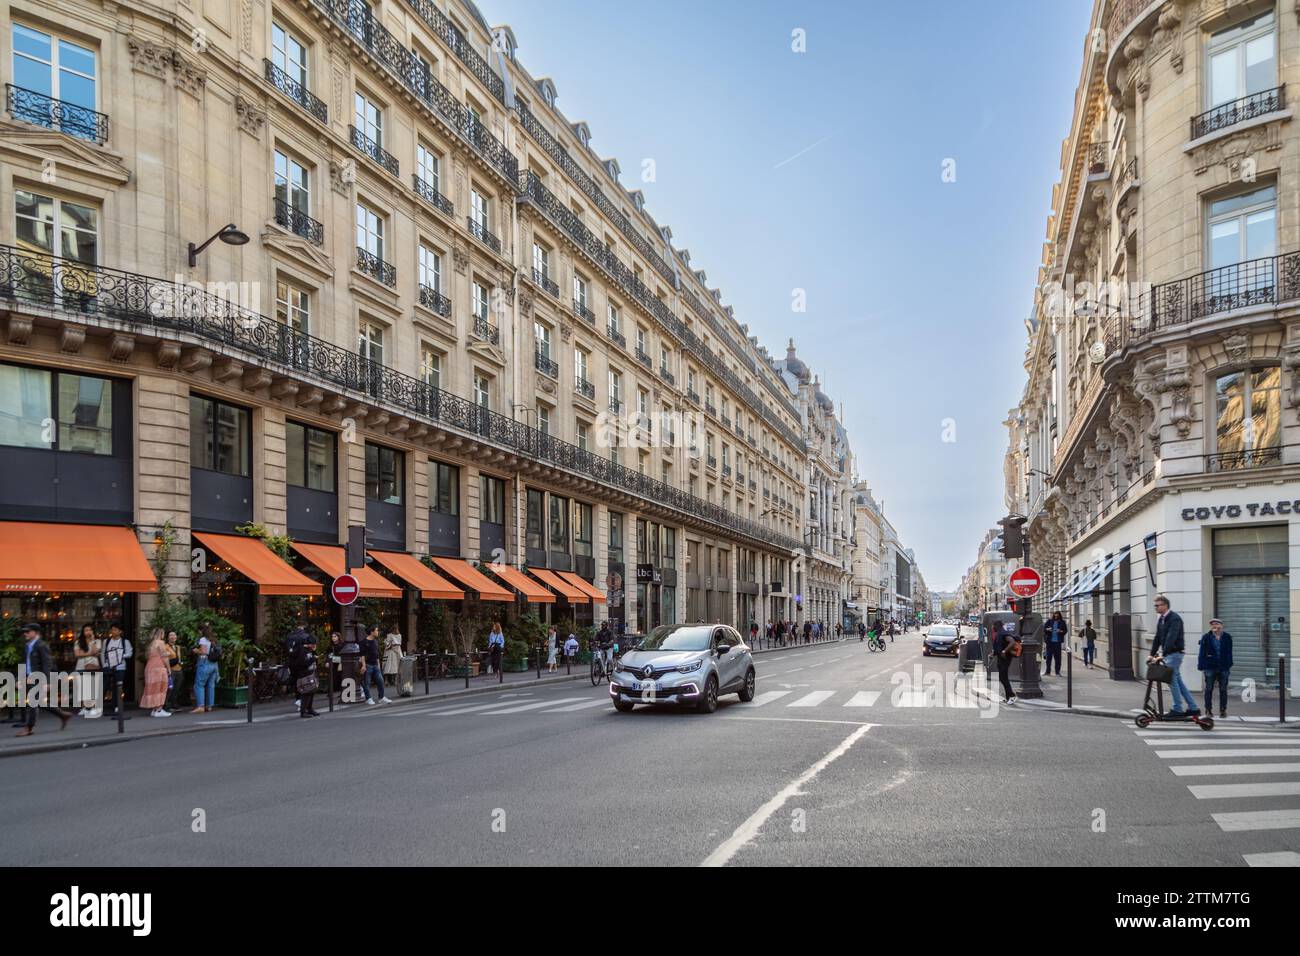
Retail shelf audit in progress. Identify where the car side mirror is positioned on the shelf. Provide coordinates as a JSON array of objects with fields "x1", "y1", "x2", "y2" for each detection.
[{"x1": 716, "y1": 644, "x2": 731, "y2": 655}]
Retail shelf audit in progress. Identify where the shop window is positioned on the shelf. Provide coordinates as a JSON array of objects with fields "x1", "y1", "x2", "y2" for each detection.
[
  {"x1": 190, "y1": 395, "x2": 250, "y2": 476},
  {"x1": 574, "y1": 501, "x2": 593, "y2": 558},
  {"x1": 429, "y1": 461, "x2": 459, "y2": 515},
  {"x1": 364, "y1": 443, "x2": 402, "y2": 504},
  {"x1": 285, "y1": 420, "x2": 335, "y2": 492},
  {"x1": 526, "y1": 488, "x2": 545, "y2": 551}
]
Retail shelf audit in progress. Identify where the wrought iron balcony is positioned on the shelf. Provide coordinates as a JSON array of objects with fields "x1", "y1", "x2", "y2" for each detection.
[
  {"x1": 273, "y1": 197, "x2": 324, "y2": 246},
  {"x1": 635, "y1": 347, "x2": 652, "y2": 369},
  {"x1": 749, "y1": 479, "x2": 757, "y2": 491},
  {"x1": 412, "y1": 174, "x2": 454, "y2": 217},
  {"x1": 572, "y1": 298, "x2": 595, "y2": 324},
  {"x1": 5, "y1": 84, "x2": 108, "y2": 143},
  {"x1": 348, "y1": 125, "x2": 399, "y2": 177},
  {"x1": 1207, "y1": 447, "x2": 1281, "y2": 472},
  {"x1": 532, "y1": 267, "x2": 558, "y2": 297},
  {"x1": 722, "y1": 464, "x2": 732, "y2": 478},
  {"x1": 1143, "y1": 250, "x2": 1300, "y2": 333},
  {"x1": 705, "y1": 402, "x2": 717, "y2": 418},
  {"x1": 1191, "y1": 85, "x2": 1285, "y2": 140},
  {"x1": 417, "y1": 283, "x2": 451, "y2": 317},
  {"x1": 262, "y1": 60, "x2": 328, "y2": 124},
  {"x1": 748, "y1": 432, "x2": 756, "y2": 445},
  {"x1": 534, "y1": 347, "x2": 559, "y2": 379},
  {"x1": 609, "y1": 399, "x2": 624, "y2": 414},
  {"x1": 735, "y1": 471, "x2": 744, "y2": 485},
  {"x1": 686, "y1": 388, "x2": 700, "y2": 405},
  {"x1": 0, "y1": 242, "x2": 801, "y2": 554},
  {"x1": 659, "y1": 365, "x2": 675, "y2": 385},
  {"x1": 722, "y1": 415, "x2": 732, "y2": 430},
  {"x1": 472, "y1": 314, "x2": 499, "y2": 345},
  {"x1": 1117, "y1": 156, "x2": 1139, "y2": 192},
  {"x1": 355, "y1": 247, "x2": 396, "y2": 286},
  {"x1": 607, "y1": 324, "x2": 626, "y2": 348},
  {"x1": 575, "y1": 377, "x2": 595, "y2": 400},
  {"x1": 707, "y1": 455, "x2": 718, "y2": 471},
  {"x1": 468, "y1": 216, "x2": 502, "y2": 254},
  {"x1": 404, "y1": 0, "x2": 506, "y2": 105}
]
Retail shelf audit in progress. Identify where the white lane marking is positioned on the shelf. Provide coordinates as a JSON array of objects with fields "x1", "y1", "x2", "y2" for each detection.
[
  {"x1": 1187, "y1": 781, "x2": 1300, "y2": 799},
  {"x1": 1212, "y1": 809, "x2": 1300, "y2": 832},
  {"x1": 844, "y1": 691, "x2": 881, "y2": 708},
  {"x1": 1244, "y1": 851, "x2": 1300, "y2": 866},
  {"x1": 747, "y1": 690, "x2": 793, "y2": 707},
  {"x1": 701, "y1": 723, "x2": 874, "y2": 867},
  {"x1": 474, "y1": 697, "x2": 589, "y2": 715},
  {"x1": 1169, "y1": 763, "x2": 1300, "y2": 777},
  {"x1": 1158, "y1": 748, "x2": 1300, "y2": 759},
  {"x1": 541, "y1": 699, "x2": 611, "y2": 713},
  {"x1": 784, "y1": 667, "x2": 806, "y2": 674},
  {"x1": 722, "y1": 716, "x2": 871, "y2": 726},
  {"x1": 377, "y1": 701, "x2": 506, "y2": 718},
  {"x1": 788, "y1": 691, "x2": 835, "y2": 708},
  {"x1": 1136, "y1": 728, "x2": 1286, "y2": 735},
  {"x1": 1144, "y1": 737, "x2": 1295, "y2": 746}
]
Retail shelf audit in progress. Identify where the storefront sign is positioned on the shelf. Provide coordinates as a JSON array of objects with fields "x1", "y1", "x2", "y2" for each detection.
[
  {"x1": 1181, "y1": 501, "x2": 1299, "y2": 521},
  {"x1": 636, "y1": 563, "x2": 660, "y2": 584}
]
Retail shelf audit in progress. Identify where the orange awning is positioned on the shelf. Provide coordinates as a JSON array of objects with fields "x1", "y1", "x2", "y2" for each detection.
[
  {"x1": 492, "y1": 565, "x2": 556, "y2": 603},
  {"x1": 0, "y1": 521, "x2": 157, "y2": 593},
  {"x1": 528, "y1": 567, "x2": 589, "y2": 604},
  {"x1": 194, "y1": 533, "x2": 321, "y2": 596},
  {"x1": 429, "y1": 557, "x2": 514, "y2": 602},
  {"x1": 290, "y1": 543, "x2": 402, "y2": 599},
  {"x1": 367, "y1": 551, "x2": 464, "y2": 600},
  {"x1": 558, "y1": 571, "x2": 608, "y2": 604}
]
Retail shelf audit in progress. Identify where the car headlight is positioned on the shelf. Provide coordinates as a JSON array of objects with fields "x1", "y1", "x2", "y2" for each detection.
[{"x1": 677, "y1": 660, "x2": 703, "y2": 673}]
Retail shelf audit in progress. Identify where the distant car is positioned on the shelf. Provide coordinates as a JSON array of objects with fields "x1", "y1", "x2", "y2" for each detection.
[
  {"x1": 923, "y1": 624, "x2": 961, "y2": 657},
  {"x1": 610, "y1": 623, "x2": 755, "y2": 713}
]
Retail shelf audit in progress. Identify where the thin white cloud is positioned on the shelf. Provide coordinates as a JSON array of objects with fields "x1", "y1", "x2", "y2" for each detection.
[{"x1": 773, "y1": 134, "x2": 833, "y2": 170}]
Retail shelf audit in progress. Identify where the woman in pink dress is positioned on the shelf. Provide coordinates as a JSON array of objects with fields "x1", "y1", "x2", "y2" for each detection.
[{"x1": 139, "y1": 628, "x2": 171, "y2": 717}]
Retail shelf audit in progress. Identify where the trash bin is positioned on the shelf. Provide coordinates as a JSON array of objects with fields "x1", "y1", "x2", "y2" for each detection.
[{"x1": 397, "y1": 655, "x2": 416, "y2": 697}]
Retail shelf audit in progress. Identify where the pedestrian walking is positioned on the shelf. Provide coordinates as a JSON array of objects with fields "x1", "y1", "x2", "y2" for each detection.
[
  {"x1": 1197, "y1": 618, "x2": 1234, "y2": 718},
  {"x1": 164, "y1": 630, "x2": 183, "y2": 711},
  {"x1": 382, "y1": 624, "x2": 403, "y2": 686},
  {"x1": 1150, "y1": 595, "x2": 1198, "y2": 716},
  {"x1": 288, "y1": 626, "x2": 319, "y2": 717},
  {"x1": 73, "y1": 624, "x2": 102, "y2": 718},
  {"x1": 1044, "y1": 611, "x2": 1068, "y2": 676},
  {"x1": 546, "y1": 624, "x2": 559, "y2": 672},
  {"x1": 139, "y1": 628, "x2": 172, "y2": 717},
  {"x1": 992, "y1": 621, "x2": 1018, "y2": 706},
  {"x1": 102, "y1": 623, "x2": 132, "y2": 718},
  {"x1": 360, "y1": 624, "x2": 392, "y2": 704},
  {"x1": 563, "y1": 632, "x2": 578, "y2": 664},
  {"x1": 1082, "y1": 620, "x2": 1098, "y2": 668},
  {"x1": 15, "y1": 623, "x2": 72, "y2": 736},
  {"x1": 749, "y1": 619, "x2": 758, "y2": 646},
  {"x1": 191, "y1": 622, "x2": 220, "y2": 713},
  {"x1": 487, "y1": 620, "x2": 505, "y2": 675}
]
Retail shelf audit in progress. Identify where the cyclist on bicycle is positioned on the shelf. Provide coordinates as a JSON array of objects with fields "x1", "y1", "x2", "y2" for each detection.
[{"x1": 595, "y1": 621, "x2": 615, "y2": 675}]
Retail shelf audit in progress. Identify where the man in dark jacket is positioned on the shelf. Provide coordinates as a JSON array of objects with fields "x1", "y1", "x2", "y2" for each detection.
[
  {"x1": 16, "y1": 623, "x2": 71, "y2": 736},
  {"x1": 1197, "y1": 618, "x2": 1234, "y2": 718},
  {"x1": 1044, "y1": 612, "x2": 1068, "y2": 675},
  {"x1": 287, "y1": 628, "x2": 319, "y2": 718},
  {"x1": 992, "y1": 622, "x2": 1018, "y2": 705},
  {"x1": 1150, "y1": 595, "x2": 1198, "y2": 715}
]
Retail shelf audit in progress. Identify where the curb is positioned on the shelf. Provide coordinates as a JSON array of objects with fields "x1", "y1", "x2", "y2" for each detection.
[{"x1": 969, "y1": 683, "x2": 1300, "y2": 728}]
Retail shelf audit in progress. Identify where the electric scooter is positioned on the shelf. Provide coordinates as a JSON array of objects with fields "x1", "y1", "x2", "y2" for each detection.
[{"x1": 1134, "y1": 658, "x2": 1213, "y2": 730}]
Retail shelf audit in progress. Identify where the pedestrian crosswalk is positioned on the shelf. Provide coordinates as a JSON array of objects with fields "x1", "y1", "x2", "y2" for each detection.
[{"x1": 1130, "y1": 723, "x2": 1300, "y2": 864}]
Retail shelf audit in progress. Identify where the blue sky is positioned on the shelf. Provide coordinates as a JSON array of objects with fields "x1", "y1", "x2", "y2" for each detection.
[{"x1": 484, "y1": 0, "x2": 1093, "y2": 589}]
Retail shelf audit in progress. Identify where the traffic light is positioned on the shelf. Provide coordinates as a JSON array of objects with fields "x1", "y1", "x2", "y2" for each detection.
[
  {"x1": 346, "y1": 524, "x2": 369, "y2": 572},
  {"x1": 1010, "y1": 597, "x2": 1031, "y2": 615},
  {"x1": 998, "y1": 515, "x2": 1027, "y2": 559}
]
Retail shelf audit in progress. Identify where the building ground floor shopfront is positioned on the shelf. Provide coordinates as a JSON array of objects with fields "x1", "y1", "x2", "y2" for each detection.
[{"x1": 1052, "y1": 478, "x2": 1300, "y2": 695}]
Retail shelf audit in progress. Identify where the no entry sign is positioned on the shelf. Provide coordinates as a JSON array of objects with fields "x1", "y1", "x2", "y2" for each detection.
[
  {"x1": 1008, "y1": 566, "x2": 1042, "y2": 598},
  {"x1": 331, "y1": 573, "x2": 360, "y2": 606}
]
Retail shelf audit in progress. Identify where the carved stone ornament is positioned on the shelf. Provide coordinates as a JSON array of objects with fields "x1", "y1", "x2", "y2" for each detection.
[
  {"x1": 1153, "y1": 3, "x2": 1184, "y2": 74},
  {"x1": 235, "y1": 96, "x2": 266, "y2": 137},
  {"x1": 538, "y1": 377, "x2": 556, "y2": 396},
  {"x1": 126, "y1": 38, "x2": 206, "y2": 97},
  {"x1": 518, "y1": 293, "x2": 533, "y2": 319},
  {"x1": 328, "y1": 159, "x2": 353, "y2": 196},
  {"x1": 1193, "y1": 125, "x2": 1280, "y2": 177},
  {"x1": 452, "y1": 242, "x2": 469, "y2": 275},
  {"x1": 559, "y1": 319, "x2": 572, "y2": 343},
  {"x1": 1223, "y1": 331, "x2": 1250, "y2": 363},
  {"x1": 1159, "y1": 369, "x2": 1193, "y2": 438}
]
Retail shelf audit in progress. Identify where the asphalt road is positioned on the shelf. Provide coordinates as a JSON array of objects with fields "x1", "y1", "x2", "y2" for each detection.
[{"x1": 5, "y1": 630, "x2": 1297, "y2": 866}]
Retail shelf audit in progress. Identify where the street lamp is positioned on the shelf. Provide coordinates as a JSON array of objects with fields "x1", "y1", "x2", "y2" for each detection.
[{"x1": 187, "y1": 223, "x2": 250, "y2": 267}]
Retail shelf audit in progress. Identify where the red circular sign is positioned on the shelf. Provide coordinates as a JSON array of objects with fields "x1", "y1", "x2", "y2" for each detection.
[
  {"x1": 1008, "y1": 567, "x2": 1042, "y2": 598},
  {"x1": 331, "y1": 573, "x2": 361, "y2": 606}
]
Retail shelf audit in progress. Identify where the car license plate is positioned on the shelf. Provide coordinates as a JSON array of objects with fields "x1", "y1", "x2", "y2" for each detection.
[{"x1": 631, "y1": 680, "x2": 656, "y2": 693}]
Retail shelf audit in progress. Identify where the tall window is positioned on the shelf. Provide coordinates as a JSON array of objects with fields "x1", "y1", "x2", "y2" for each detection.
[
  {"x1": 607, "y1": 303, "x2": 621, "y2": 334},
  {"x1": 189, "y1": 395, "x2": 250, "y2": 476},
  {"x1": 577, "y1": 421, "x2": 589, "y2": 452},
  {"x1": 275, "y1": 279, "x2": 309, "y2": 333},
  {"x1": 274, "y1": 150, "x2": 310, "y2": 213},
  {"x1": 480, "y1": 475, "x2": 505, "y2": 524},
  {"x1": 550, "y1": 494, "x2": 570, "y2": 554},
  {"x1": 474, "y1": 372, "x2": 490, "y2": 409},
  {"x1": 16, "y1": 189, "x2": 97, "y2": 263},
  {"x1": 537, "y1": 404, "x2": 550, "y2": 436},
  {"x1": 1214, "y1": 367, "x2": 1280, "y2": 457},
  {"x1": 354, "y1": 90, "x2": 383, "y2": 147},
  {"x1": 574, "y1": 347, "x2": 589, "y2": 386},
  {"x1": 429, "y1": 461, "x2": 459, "y2": 515},
  {"x1": 1207, "y1": 11, "x2": 1275, "y2": 110},
  {"x1": 609, "y1": 512, "x2": 624, "y2": 557},
  {"x1": 356, "y1": 203, "x2": 384, "y2": 259},
  {"x1": 0, "y1": 363, "x2": 113, "y2": 455},
  {"x1": 364, "y1": 443, "x2": 403, "y2": 504},
  {"x1": 358, "y1": 322, "x2": 384, "y2": 365},
  {"x1": 574, "y1": 275, "x2": 588, "y2": 309},
  {"x1": 532, "y1": 242, "x2": 550, "y2": 280},
  {"x1": 1208, "y1": 185, "x2": 1276, "y2": 269},
  {"x1": 574, "y1": 502, "x2": 593, "y2": 558},
  {"x1": 472, "y1": 280, "x2": 490, "y2": 321},
  {"x1": 418, "y1": 243, "x2": 442, "y2": 293},
  {"x1": 285, "y1": 420, "x2": 335, "y2": 491},
  {"x1": 526, "y1": 488, "x2": 545, "y2": 550},
  {"x1": 11, "y1": 24, "x2": 98, "y2": 140},
  {"x1": 416, "y1": 142, "x2": 441, "y2": 194},
  {"x1": 271, "y1": 22, "x2": 309, "y2": 89},
  {"x1": 471, "y1": 188, "x2": 489, "y2": 230},
  {"x1": 636, "y1": 326, "x2": 647, "y2": 355},
  {"x1": 534, "y1": 321, "x2": 552, "y2": 361},
  {"x1": 609, "y1": 369, "x2": 622, "y2": 407},
  {"x1": 419, "y1": 347, "x2": 441, "y2": 389}
]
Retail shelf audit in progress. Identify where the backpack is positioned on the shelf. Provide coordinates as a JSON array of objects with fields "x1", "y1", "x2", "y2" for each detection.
[{"x1": 207, "y1": 640, "x2": 222, "y2": 664}]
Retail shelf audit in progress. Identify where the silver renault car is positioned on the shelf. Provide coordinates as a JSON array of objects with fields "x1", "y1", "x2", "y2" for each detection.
[{"x1": 610, "y1": 623, "x2": 755, "y2": 714}]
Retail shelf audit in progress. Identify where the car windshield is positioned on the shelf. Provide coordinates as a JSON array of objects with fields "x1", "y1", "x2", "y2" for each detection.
[
  {"x1": 638, "y1": 625, "x2": 712, "y2": 652},
  {"x1": 928, "y1": 626, "x2": 957, "y2": 637}
]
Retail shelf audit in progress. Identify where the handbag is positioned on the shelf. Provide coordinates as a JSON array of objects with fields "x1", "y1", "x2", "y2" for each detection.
[
  {"x1": 1145, "y1": 661, "x2": 1173, "y2": 684},
  {"x1": 296, "y1": 674, "x2": 319, "y2": 694}
]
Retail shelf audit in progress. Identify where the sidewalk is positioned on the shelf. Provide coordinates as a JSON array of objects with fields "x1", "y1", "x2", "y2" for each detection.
[
  {"x1": 974, "y1": 659, "x2": 1298, "y2": 727},
  {"x1": 0, "y1": 633, "x2": 851, "y2": 758}
]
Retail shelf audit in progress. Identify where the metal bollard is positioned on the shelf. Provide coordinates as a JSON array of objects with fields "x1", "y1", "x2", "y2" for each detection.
[
  {"x1": 326, "y1": 658, "x2": 335, "y2": 713},
  {"x1": 246, "y1": 657, "x2": 254, "y2": 724},
  {"x1": 423, "y1": 653, "x2": 430, "y2": 696},
  {"x1": 1281, "y1": 654, "x2": 1287, "y2": 725},
  {"x1": 1066, "y1": 646, "x2": 1073, "y2": 709},
  {"x1": 464, "y1": 653, "x2": 470, "y2": 690},
  {"x1": 536, "y1": 641, "x2": 542, "y2": 680},
  {"x1": 115, "y1": 674, "x2": 124, "y2": 734}
]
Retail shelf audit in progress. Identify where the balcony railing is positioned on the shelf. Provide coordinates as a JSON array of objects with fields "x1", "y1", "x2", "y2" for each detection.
[
  {"x1": 1146, "y1": 251, "x2": 1300, "y2": 331},
  {"x1": 635, "y1": 347, "x2": 652, "y2": 369},
  {"x1": 575, "y1": 377, "x2": 595, "y2": 400},
  {"x1": 1118, "y1": 156, "x2": 1139, "y2": 192},
  {"x1": 722, "y1": 464, "x2": 732, "y2": 478},
  {"x1": 417, "y1": 283, "x2": 451, "y2": 317},
  {"x1": 5, "y1": 84, "x2": 108, "y2": 143},
  {"x1": 412, "y1": 174, "x2": 454, "y2": 217},
  {"x1": 705, "y1": 402, "x2": 717, "y2": 418},
  {"x1": 468, "y1": 217, "x2": 502, "y2": 254},
  {"x1": 659, "y1": 365, "x2": 675, "y2": 385},
  {"x1": 1191, "y1": 85, "x2": 1285, "y2": 140},
  {"x1": 532, "y1": 268, "x2": 558, "y2": 297},
  {"x1": 572, "y1": 298, "x2": 595, "y2": 324},
  {"x1": 1207, "y1": 447, "x2": 1281, "y2": 472},
  {"x1": 355, "y1": 247, "x2": 396, "y2": 286},
  {"x1": 472, "y1": 313, "x2": 499, "y2": 345},
  {"x1": 262, "y1": 60, "x2": 328, "y2": 124},
  {"x1": 534, "y1": 348, "x2": 559, "y2": 379},
  {"x1": 686, "y1": 388, "x2": 700, "y2": 405},
  {"x1": 349, "y1": 125, "x2": 399, "y2": 177},
  {"x1": 607, "y1": 324, "x2": 626, "y2": 348},
  {"x1": 403, "y1": 0, "x2": 506, "y2": 105},
  {"x1": 273, "y1": 197, "x2": 324, "y2": 246},
  {"x1": 707, "y1": 456, "x2": 718, "y2": 471},
  {"x1": 0, "y1": 243, "x2": 800, "y2": 553}
]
